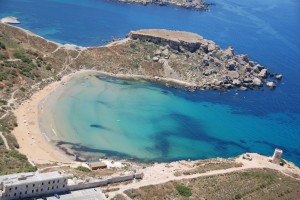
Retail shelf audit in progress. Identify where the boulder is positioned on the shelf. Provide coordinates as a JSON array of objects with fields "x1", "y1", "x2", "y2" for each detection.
[
  {"x1": 207, "y1": 43, "x2": 216, "y2": 52},
  {"x1": 162, "y1": 49, "x2": 169, "y2": 56},
  {"x1": 254, "y1": 64, "x2": 264, "y2": 71},
  {"x1": 154, "y1": 49, "x2": 161, "y2": 56},
  {"x1": 253, "y1": 77, "x2": 262, "y2": 86},
  {"x1": 258, "y1": 69, "x2": 267, "y2": 78},
  {"x1": 275, "y1": 74, "x2": 283, "y2": 80},
  {"x1": 215, "y1": 80, "x2": 223, "y2": 86},
  {"x1": 241, "y1": 54, "x2": 249, "y2": 62},
  {"x1": 201, "y1": 42, "x2": 208, "y2": 52},
  {"x1": 248, "y1": 61, "x2": 255, "y2": 67},
  {"x1": 152, "y1": 56, "x2": 159, "y2": 62},
  {"x1": 227, "y1": 71, "x2": 240, "y2": 79},
  {"x1": 224, "y1": 84, "x2": 232, "y2": 89},
  {"x1": 222, "y1": 47, "x2": 234, "y2": 59},
  {"x1": 239, "y1": 86, "x2": 248, "y2": 91},
  {"x1": 266, "y1": 81, "x2": 276, "y2": 88},
  {"x1": 232, "y1": 79, "x2": 241, "y2": 86}
]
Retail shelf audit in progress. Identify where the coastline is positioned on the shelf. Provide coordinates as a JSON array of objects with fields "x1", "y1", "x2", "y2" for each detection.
[
  {"x1": 11, "y1": 69, "x2": 198, "y2": 165},
  {"x1": 11, "y1": 73, "x2": 76, "y2": 165},
  {"x1": 9, "y1": 70, "x2": 300, "y2": 195},
  {"x1": 1, "y1": 22, "x2": 283, "y2": 165}
]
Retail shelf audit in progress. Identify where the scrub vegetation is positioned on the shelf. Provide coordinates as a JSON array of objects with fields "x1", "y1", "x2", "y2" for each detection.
[{"x1": 124, "y1": 169, "x2": 300, "y2": 200}]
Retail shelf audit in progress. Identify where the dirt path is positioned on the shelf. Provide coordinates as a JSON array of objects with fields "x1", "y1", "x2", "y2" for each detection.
[{"x1": 0, "y1": 131, "x2": 10, "y2": 150}]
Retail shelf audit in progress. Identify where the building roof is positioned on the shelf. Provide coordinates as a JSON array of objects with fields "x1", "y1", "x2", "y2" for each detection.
[
  {"x1": 0, "y1": 172, "x2": 64, "y2": 188},
  {"x1": 88, "y1": 162, "x2": 107, "y2": 168}
]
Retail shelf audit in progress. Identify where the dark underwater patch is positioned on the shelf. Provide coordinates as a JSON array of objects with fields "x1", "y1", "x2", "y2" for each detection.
[
  {"x1": 147, "y1": 112, "x2": 249, "y2": 161},
  {"x1": 90, "y1": 124, "x2": 109, "y2": 130},
  {"x1": 55, "y1": 140, "x2": 140, "y2": 162}
]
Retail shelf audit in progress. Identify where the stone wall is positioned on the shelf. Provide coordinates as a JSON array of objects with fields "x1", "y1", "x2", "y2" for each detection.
[{"x1": 67, "y1": 173, "x2": 143, "y2": 191}]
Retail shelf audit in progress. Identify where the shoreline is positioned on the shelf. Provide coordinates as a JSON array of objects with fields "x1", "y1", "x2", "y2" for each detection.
[
  {"x1": 11, "y1": 73, "x2": 77, "y2": 165},
  {"x1": 11, "y1": 69, "x2": 197, "y2": 165},
  {"x1": 9, "y1": 69, "x2": 293, "y2": 168}
]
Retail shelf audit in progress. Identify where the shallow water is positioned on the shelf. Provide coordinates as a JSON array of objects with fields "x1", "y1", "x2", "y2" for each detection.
[
  {"x1": 1, "y1": 0, "x2": 300, "y2": 164},
  {"x1": 39, "y1": 72, "x2": 300, "y2": 164}
]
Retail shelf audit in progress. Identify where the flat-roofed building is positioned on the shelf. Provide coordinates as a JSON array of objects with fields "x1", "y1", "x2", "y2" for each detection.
[
  {"x1": 88, "y1": 162, "x2": 107, "y2": 170},
  {"x1": 0, "y1": 172, "x2": 68, "y2": 200}
]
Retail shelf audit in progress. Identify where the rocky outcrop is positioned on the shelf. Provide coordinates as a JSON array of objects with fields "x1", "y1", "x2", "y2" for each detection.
[
  {"x1": 129, "y1": 29, "x2": 218, "y2": 53},
  {"x1": 0, "y1": 23, "x2": 282, "y2": 92},
  {"x1": 113, "y1": 0, "x2": 212, "y2": 10},
  {"x1": 128, "y1": 29, "x2": 282, "y2": 90},
  {"x1": 266, "y1": 81, "x2": 276, "y2": 88},
  {"x1": 0, "y1": 16, "x2": 20, "y2": 24}
]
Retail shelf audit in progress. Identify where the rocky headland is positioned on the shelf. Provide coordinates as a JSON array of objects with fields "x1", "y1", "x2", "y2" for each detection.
[
  {"x1": 0, "y1": 23, "x2": 282, "y2": 99},
  {"x1": 0, "y1": 16, "x2": 21, "y2": 24},
  {"x1": 126, "y1": 29, "x2": 281, "y2": 90},
  {"x1": 113, "y1": 0, "x2": 212, "y2": 10}
]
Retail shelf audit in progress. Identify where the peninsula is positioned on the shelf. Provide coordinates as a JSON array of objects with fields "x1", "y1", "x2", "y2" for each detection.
[{"x1": 0, "y1": 17, "x2": 20, "y2": 24}]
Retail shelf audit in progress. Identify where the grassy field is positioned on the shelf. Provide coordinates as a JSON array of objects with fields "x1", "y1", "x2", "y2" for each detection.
[
  {"x1": 125, "y1": 168, "x2": 300, "y2": 200},
  {"x1": 175, "y1": 158, "x2": 243, "y2": 176}
]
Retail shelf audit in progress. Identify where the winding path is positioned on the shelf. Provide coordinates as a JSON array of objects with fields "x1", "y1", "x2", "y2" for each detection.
[{"x1": 0, "y1": 131, "x2": 10, "y2": 150}]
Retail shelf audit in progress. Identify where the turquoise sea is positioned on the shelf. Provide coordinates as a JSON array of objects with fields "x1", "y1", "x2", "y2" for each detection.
[{"x1": 1, "y1": 0, "x2": 300, "y2": 165}]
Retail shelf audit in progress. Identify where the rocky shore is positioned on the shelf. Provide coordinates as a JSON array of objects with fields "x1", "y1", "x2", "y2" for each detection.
[
  {"x1": 126, "y1": 29, "x2": 282, "y2": 91},
  {"x1": 113, "y1": 0, "x2": 212, "y2": 10},
  {"x1": 0, "y1": 16, "x2": 20, "y2": 24},
  {"x1": 0, "y1": 23, "x2": 282, "y2": 95}
]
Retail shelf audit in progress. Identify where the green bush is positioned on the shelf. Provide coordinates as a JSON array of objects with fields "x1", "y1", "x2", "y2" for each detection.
[
  {"x1": 13, "y1": 52, "x2": 31, "y2": 63},
  {"x1": 130, "y1": 43, "x2": 137, "y2": 49},
  {"x1": 0, "y1": 41, "x2": 6, "y2": 50},
  {"x1": 0, "y1": 53, "x2": 9, "y2": 60},
  {"x1": 175, "y1": 184, "x2": 192, "y2": 197},
  {"x1": 20, "y1": 87, "x2": 26, "y2": 92},
  {"x1": 46, "y1": 64, "x2": 52, "y2": 71},
  {"x1": 6, "y1": 150, "x2": 28, "y2": 160},
  {"x1": 75, "y1": 166, "x2": 91, "y2": 172},
  {"x1": 25, "y1": 164, "x2": 37, "y2": 172},
  {"x1": 280, "y1": 159, "x2": 287, "y2": 166}
]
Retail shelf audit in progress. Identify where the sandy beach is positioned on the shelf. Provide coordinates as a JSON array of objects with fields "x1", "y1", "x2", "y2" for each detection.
[
  {"x1": 11, "y1": 69, "x2": 196, "y2": 165},
  {"x1": 11, "y1": 75, "x2": 76, "y2": 165}
]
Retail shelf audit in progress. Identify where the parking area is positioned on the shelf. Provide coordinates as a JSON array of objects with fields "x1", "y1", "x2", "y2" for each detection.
[{"x1": 36, "y1": 188, "x2": 105, "y2": 200}]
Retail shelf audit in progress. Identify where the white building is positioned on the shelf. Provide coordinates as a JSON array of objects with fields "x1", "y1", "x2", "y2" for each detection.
[
  {"x1": 271, "y1": 148, "x2": 283, "y2": 165},
  {"x1": 0, "y1": 172, "x2": 68, "y2": 200}
]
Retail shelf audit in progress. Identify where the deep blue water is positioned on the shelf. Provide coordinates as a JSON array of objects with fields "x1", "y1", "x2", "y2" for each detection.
[{"x1": 1, "y1": 0, "x2": 300, "y2": 165}]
